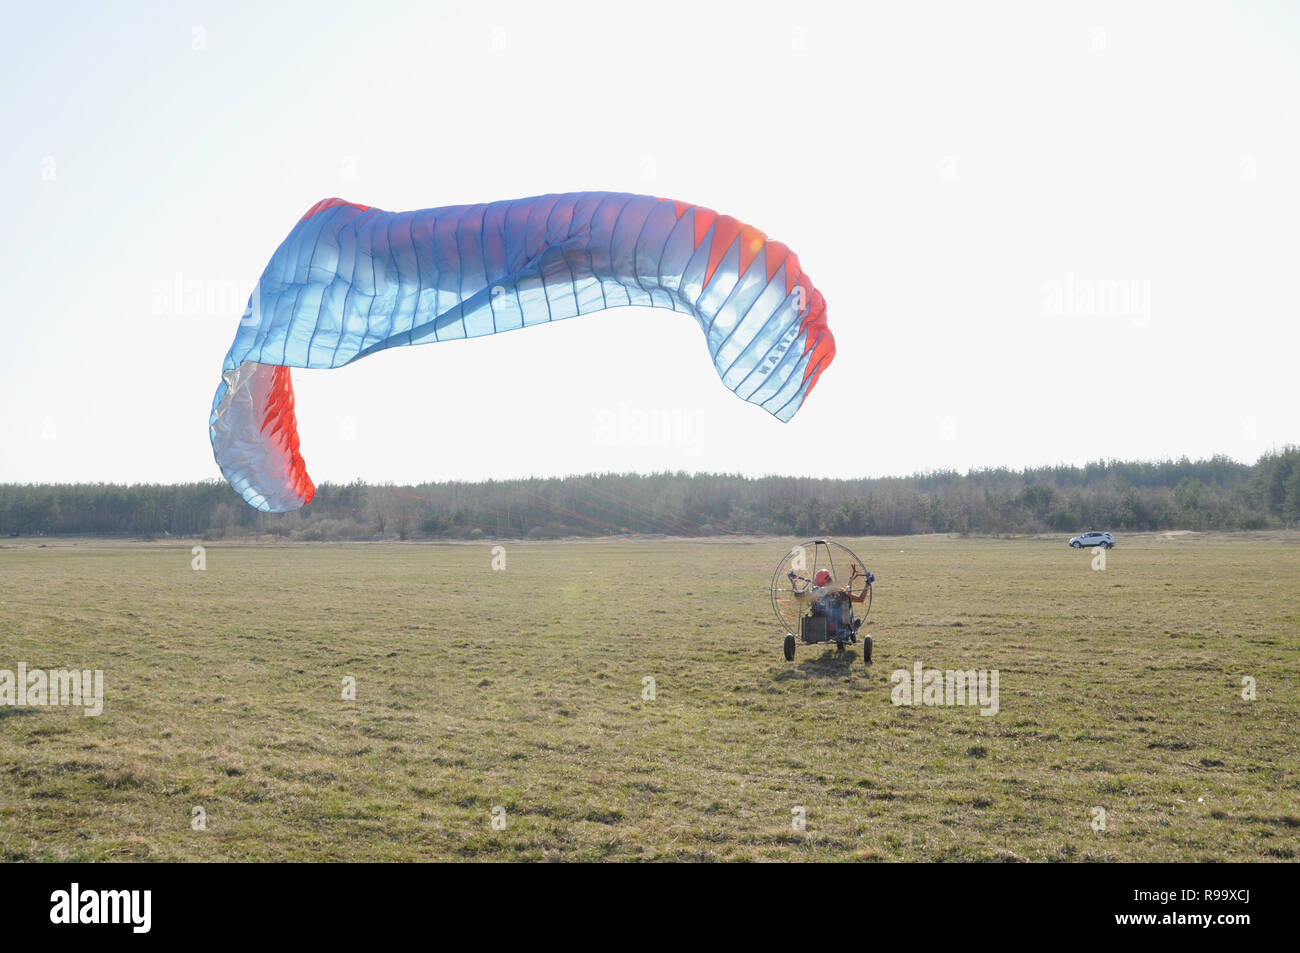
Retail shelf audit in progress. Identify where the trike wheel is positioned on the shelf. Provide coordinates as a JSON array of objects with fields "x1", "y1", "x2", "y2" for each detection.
[{"x1": 783, "y1": 634, "x2": 796, "y2": 662}]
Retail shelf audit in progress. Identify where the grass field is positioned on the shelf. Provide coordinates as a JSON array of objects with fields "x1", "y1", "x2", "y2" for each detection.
[{"x1": 0, "y1": 532, "x2": 1296, "y2": 861}]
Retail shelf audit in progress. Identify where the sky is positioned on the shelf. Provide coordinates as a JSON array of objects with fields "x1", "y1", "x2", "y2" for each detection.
[{"x1": 2, "y1": 0, "x2": 1297, "y2": 487}]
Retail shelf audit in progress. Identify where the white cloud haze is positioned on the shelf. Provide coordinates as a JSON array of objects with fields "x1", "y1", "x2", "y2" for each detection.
[{"x1": 2, "y1": 0, "x2": 1296, "y2": 486}]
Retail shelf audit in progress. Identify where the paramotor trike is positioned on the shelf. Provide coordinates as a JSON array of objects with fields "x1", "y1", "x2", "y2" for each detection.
[{"x1": 770, "y1": 539, "x2": 875, "y2": 664}]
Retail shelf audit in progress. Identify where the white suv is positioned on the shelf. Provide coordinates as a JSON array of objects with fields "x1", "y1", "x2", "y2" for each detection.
[{"x1": 1069, "y1": 531, "x2": 1115, "y2": 549}]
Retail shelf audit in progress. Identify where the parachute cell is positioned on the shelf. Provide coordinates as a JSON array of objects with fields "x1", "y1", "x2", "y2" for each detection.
[{"x1": 210, "y1": 192, "x2": 836, "y2": 512}]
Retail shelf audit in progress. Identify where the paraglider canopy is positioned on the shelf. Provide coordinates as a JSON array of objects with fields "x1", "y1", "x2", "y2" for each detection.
[{"x1": 210, "y1": 192, "x2": 836, "y2": 511}]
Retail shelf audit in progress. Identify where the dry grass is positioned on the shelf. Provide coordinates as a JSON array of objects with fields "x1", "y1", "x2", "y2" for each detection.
[{"x1": 0, "y1": 532, "x2": 1296, "y2": 861}]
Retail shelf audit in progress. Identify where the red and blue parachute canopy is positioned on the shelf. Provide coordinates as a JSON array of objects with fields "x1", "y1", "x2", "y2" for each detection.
[{"x1": 210, "y1": 192, "x2": 835, "y2": 511}]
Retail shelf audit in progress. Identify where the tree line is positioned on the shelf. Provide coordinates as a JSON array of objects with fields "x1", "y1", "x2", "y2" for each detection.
[{"x1": 2, "y1": 449, "x2": 1297, "y2": 541}]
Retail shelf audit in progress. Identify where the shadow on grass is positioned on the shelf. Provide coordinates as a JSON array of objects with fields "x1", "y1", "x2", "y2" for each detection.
[
  {"x1": 773, "y1": 646, "x2": 864, "y2": 680},
  {"x1": 0, "y1": 707, "x2": 39, "y2": 720}
]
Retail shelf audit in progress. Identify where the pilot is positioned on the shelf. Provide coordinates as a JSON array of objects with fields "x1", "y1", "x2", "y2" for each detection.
[{"x1": 790, "y1": 568, "x2": 874, "y2": 641}]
